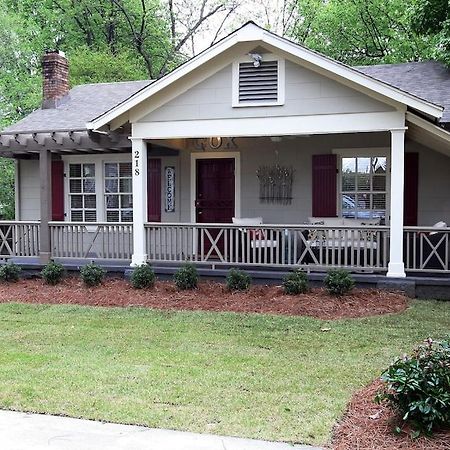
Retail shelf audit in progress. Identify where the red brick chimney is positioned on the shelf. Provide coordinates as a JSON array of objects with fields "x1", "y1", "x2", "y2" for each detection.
[{"x1": 42, "y1": 50, "x2": 69, "y2": 109}]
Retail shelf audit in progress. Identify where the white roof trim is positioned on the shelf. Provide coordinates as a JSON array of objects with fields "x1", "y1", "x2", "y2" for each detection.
[
  {"x1": 406, "y1": 112, "x2": 450, "y2": 142},
  {"x1": 87, "y1": 22, "x2": 444, "y2": 131}
]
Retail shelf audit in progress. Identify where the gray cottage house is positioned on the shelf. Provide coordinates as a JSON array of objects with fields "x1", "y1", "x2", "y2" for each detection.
[{"x1": 1, "y1": 22, "x2": 449, "y2": 288}]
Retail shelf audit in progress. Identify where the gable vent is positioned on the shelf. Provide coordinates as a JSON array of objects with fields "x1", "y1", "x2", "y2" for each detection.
[{"x1": 238, "y1": 60, "x2": 278, "y2": 103}]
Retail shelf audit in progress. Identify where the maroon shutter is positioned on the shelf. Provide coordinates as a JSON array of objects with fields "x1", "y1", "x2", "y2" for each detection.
[
  {"x1": 404, "y1": 152, "x2": 419, "y2": 226},
  {"x1": 147, "y1": 158, "x2": 161, "y2": 222},
  {"x1": 51, "y1": 160, "x2": 65, "y2": 221},
  {"x1": 312, "y1": 154, "x2": 337, "y2": 217}
]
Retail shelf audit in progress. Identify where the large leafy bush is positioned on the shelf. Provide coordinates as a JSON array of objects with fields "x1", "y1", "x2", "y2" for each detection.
[
  {"x1": 41, "y1": 261, "x2": 65, "y2": 285},
  {"x1": 282, "y1": 270, "x2": 309, "y2": 295},
  {"x1": 226, "y1": 268, "x2": 251, "y2": 291},
  {"x1": 130, "y1": 264, "x2": 156, "y2": 289},
  {"x1": 80, "y1": 262, "x2": 106, "y2": 287},
  {"x1": 0, "y1": 262, "x2": 21, "y2": 282},
  {"x1": 376, "y1": 338, "x2": 450, "y2": 434},
  {"x1": 324, "y1": 269, "x2": 354, "y2": 296},
  {"x1": 173, "y1": 263, "x2": 198, "y2": 290}
]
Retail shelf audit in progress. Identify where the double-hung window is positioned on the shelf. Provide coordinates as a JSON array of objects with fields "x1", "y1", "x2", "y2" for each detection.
[
  {"x1": 68, "y1": 163, "x2": 97, "y2": 222},
  {"x1": 104, "y1": 162, "x2": 133, "y2": 222},
  {"x1": 341, "y1": 156, "x2": 387, "y2": 222}
]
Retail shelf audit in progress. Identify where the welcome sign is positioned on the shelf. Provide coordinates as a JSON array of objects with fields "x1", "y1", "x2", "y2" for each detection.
[{"x1": 165, "y1": 166, "x2": 175, "y2": 212}]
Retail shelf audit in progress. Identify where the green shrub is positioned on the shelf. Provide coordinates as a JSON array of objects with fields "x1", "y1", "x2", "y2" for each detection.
[
  {"x1": 41, "y1": 261, "x2": 65, "y2": 285},
  {"x1": 0, "y1": 262, "x2": 21, "y2": 282},
  {"x1": 80, "y1": 262, "x2": 106, "y2": 287},
  {"x1": 324, "y1": 269, "x2": 355, "y2": 296},
  {"x1": 173, "y1": 263, "x2": 198, "y2": 290},
  {"x1": 130, "y1": 264, "x2": 156, "y2": 289},
  {"x1": 226, "y1": 268, "x2": 251, "y2": 291},
  {"x1": 283, "y1": 270, "x2": 309, "y2": 295},
  {"x1": 376, "y1": 338, "x2": 450, "y2": 434}
]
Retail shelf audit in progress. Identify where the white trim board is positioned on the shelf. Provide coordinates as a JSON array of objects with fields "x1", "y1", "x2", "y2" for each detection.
[
  {"x1": 190, "y1": 152, "x2": 241, "y2": 223},
  {"x1": 133, "y1": 111, "x2": 405, "y2": 140},
  {"x1": 87, "y1": 23, "x2": 442, "y2": 131}
]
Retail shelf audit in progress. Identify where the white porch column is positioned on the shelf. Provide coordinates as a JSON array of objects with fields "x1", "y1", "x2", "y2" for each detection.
[
  {"x1": 131, "y1": 138, "x2": 148, "y2": 266},
  {"x1": 387, "y1": 129, "x2": 406, "y2": 278}
]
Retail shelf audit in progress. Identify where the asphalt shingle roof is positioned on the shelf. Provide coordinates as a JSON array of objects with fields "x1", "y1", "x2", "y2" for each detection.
[
  {"x1": 357, "y1": 60, "x2": 450, "y2": 123},
  {"x1": 2, "y1": 60, "x2": 449, "y2": 134},
  {"x1": 2, "y1": 79, "x2": 152, "y2": 133}
]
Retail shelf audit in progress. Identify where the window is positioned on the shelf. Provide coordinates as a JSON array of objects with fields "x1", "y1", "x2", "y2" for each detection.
[
  {"x1": 341, "y1": 156, "x2": 387, "y2": 221},
  {"x1": 233, "y1": 56, "x2": 285, "y2": 107},
  {"x1": 69, "y1": 163, "x2": 97, "y2": 222},
  {"x1": 104, "y1": 162, "x2": 133, "y2": 222}
]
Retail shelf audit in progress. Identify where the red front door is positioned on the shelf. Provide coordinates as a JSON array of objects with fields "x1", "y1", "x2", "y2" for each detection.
[
  {"x1": 196, "y1": 158, "x2": 235, "y2": 257},
  {"x1": 195, "y1": 158, "x2": 235, "y2": 223}
]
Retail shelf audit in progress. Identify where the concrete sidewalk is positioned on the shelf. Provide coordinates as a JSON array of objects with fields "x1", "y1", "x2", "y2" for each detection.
[{"x1": 0, "y1": 410, "x2": 323, "y2": 450}]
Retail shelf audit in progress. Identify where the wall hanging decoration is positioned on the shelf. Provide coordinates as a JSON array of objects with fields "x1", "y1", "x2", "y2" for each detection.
[
  {"x1": 193, "y1": 137, "x2": 238, "y2": 151},
  {"x1": 165, "y1": 166, "x2": 175, "y2": 212},
  {"x1": 256, "y1": 165, "x2": 295, "y2": 204}
]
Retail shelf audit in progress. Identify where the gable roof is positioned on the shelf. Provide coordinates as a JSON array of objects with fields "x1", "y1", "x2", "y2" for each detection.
[
  {"x1": 87, "y1": 22, "x2": 443, "y2": 131},
  {"x1": 2, "y1": 80, "x2": 152, "y2": 134},
  {"x1": 357, "y1": 61, "x2": 450, "y2": 123}
]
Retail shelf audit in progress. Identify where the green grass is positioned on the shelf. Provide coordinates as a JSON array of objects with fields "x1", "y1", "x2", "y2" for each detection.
[{"x1": 0, "y1": 300, "x2": 448, "y2": 445}]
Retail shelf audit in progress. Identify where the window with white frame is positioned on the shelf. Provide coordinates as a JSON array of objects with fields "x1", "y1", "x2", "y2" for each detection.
[
  {"x1": 104, "y1": 162, "x2": 133, "y2": 222},
  {"x1": 69, "y1": 163, "x2": 97, "y2": 222},
  {"x1": 341, "y1": 156, "x2": 387, "y2": 222}
]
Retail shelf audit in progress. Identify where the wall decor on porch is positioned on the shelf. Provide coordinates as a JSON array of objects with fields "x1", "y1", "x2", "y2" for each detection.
[
  {"x1": 256, "y1": 165, "x2": 295, "y2": 204},
  {"x1": 193, "y1": 137, "x2": 238, "y2": 151},
  {"x1": 165, "y1": 166, "x2": 175, "y2": 212}
]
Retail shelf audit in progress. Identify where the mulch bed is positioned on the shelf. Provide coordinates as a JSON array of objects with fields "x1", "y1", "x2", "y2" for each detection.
[
  {"x1": 0, "y1": 278, "x2": 408, "y2": 319},
  {"x1": 332, "y1": 379, "x2": 450, "y2": 450}
]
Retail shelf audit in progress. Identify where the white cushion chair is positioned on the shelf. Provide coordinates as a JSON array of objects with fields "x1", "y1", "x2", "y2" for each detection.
[{"x1": 232, "y1": 217, "x2": 278, "y2": 249}]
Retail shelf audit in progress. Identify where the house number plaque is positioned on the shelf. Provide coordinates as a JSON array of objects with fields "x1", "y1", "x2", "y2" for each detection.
[{"x1": 165, "y1": 166, "x2": 175, "y2": 212}]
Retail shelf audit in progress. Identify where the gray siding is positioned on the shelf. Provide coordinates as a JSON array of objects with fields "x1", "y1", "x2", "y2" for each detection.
[
  {"x1": 18, "y1": 159, "x2": 40, "y2": 221},
  {"x1": 141, "y1": 61, "x2": 393, "y2": 123}
]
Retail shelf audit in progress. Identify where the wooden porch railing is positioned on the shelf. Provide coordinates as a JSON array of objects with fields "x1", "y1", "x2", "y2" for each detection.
[
  {"x1": 404, "y1": 226, "x2": 450, "y2": 273},
  {"x1": 49, "y1": 222, "x2": 133, "y2": 260},
  {"x1": 145, "y1": 222, "x2": 389, "y2": 271},
  {"x1": 0, "y1": 221, "x2": 40, "y2": 258}
]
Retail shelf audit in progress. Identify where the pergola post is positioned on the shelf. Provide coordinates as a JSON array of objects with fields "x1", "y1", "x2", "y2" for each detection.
[
  {"x1": 131, "y1": 138, "x2": 148, "y2": 266},
  {"x1": 387, "y1": 129, "x2": 406, "y2": 278},
  {"x1": 39, "y1": 148, "x2": 52, "y2": 263}
]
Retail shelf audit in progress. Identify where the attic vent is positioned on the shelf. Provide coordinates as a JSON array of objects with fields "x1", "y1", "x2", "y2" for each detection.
[{"x1": 238, "y1": 60, "x2": 279, "y2": 104}]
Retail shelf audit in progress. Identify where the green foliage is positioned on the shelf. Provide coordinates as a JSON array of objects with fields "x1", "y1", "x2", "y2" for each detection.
[
  {"x1": 324, "y1": 269, "x2": 355, "y2": 296},
  {"x1": 283, "y1": 270, "x2": 309, "y2": 295},
  {"x1": 80, "y1": 262, "x2": 106, "y2": 287},
  {"x1": 130, "y1": 264, "x2": 156, "y2": 289},
  {"x1": 0, "y1": 262, "x2": 21, "y2": 282},
  {"x1": 376, "y1": 337, "x2": 450, "y2": 434},
  {"x1": 173, "y1": 263, "x2": 198, "y2": 290},
  {"x1": 41, "y1": 261, "x2": 65, "y2": 285},
  {"x1": 226, "y1": 268, "x2": 251, "y2": 291}
]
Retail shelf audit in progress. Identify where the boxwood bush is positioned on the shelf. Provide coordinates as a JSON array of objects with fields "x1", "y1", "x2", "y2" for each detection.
[
  {"x1": 0, "y1": 262, "x2": 21, "y2": 282},
  {"x1": 173, "y1": 263, "x2": 198, "y2": 290},
  {"x1": 283, "y1": 270, "x2": 309, "y2": 295},
  {"x1": 376, "y1": 338, "x2": 450, "y2": 434},
  {"x1": 226, "y1": 268, "x2": 251, "y2": 291},
  {"x1": 80, "y1": 262, "x2": 106, "y2": 287},
  {"x1": 324, "y1": 268, "x2": 355, "y2": 296},
  {"x1": 41, "y1": 261, "x2": 65, "y2": 285},
  {"x1": 130, "y1": 264, "x2": 156, "y2": 289}
]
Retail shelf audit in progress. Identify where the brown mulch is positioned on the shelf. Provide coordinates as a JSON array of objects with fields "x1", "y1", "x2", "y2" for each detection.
[
  {"x1": 332, "y1": 379, "x2": 450, "y2": 450},
  {"x1": 0, "y1": 278, "x2": 408, "y2": 319}
]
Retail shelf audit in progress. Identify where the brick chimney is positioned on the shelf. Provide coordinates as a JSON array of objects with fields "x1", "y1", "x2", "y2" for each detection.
[{"x1": 42, "y1": 50, "x2": 69, "y2": 109}]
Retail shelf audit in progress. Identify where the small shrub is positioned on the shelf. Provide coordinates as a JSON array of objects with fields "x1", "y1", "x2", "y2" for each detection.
[
  {"x1": 283, "y1": 270, "x2": 309, "y2": 295},
  {"x1": 41, "y1": 261, "x2": 65, "y2": 285},
  {"x1": 130, "y1": 264, "x2": 156, "y2": 289},
  {"x1": 324, "y1": 269, "x2": 355, "y2": 296},
  {"x1": 226, "y1": 268, "x2": 251, "y2": 291},
  {"x1": 0, "y1": 262, "x2": 21, "y2": 282},
  {"x1": 173, "y1": 263, "x2": 198, "y2": 290},
  {"x1": 80, "y1": 262, "x2": 106, "y2": 287},
  {"x1": 376, "y1": 337, "x2": 450, "y2": 434}
]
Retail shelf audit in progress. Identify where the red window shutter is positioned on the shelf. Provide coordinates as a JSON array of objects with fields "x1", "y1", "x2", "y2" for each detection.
[
  {"x1": 147, "y1": 158, "x2": 161, "y2": 222},
  {"x1": 404, "y1": 152, "x2": 419, "y2": 226},
  {"x1": 312, "y1": 154, "x2": 337, "y2": 217},
  {"x1": 51, "y1": 160, "x2": 65, "y2": 221}
]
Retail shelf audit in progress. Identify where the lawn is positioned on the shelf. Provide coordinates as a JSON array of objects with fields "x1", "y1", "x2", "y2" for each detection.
[{"x1": 0, "y1": 300, "x2": 448, "y2": 446}]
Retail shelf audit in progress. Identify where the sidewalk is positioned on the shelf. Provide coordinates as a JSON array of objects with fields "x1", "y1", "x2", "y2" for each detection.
[{"x1": 0, "y1": 410, "x2": 323, "y2": 450}]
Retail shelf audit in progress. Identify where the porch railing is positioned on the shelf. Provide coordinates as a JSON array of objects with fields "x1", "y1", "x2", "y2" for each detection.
[
  {"x1": 145, "y1": 222, "x2": 389, "y2": 271},
  {"x1": 0, "y1": 221, "x2": 40, "y2": 258},
  {"x1": 49, "y1": 222, "x2": 133, "y2": 260},
  {"x1": 404, "y1": 226, "x2": 450, "y2": 273}
]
